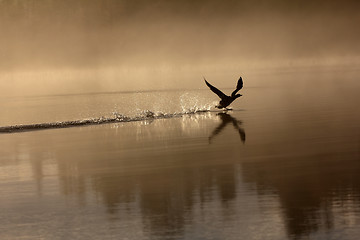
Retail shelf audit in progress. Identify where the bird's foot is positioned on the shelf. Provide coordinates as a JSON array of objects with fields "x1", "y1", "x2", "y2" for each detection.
[{"x1": 224, "y1": 108, "x2": 233, "y2": 111}]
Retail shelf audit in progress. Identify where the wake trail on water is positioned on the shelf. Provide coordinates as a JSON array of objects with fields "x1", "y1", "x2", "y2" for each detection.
[{"x1": 0, "y1": 108, "x2": 214, "y2": 134}]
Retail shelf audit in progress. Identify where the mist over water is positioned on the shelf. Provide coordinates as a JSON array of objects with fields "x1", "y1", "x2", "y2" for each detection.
[{"x1": 1, "y1": 0, "x2": 360, "y2": 96}]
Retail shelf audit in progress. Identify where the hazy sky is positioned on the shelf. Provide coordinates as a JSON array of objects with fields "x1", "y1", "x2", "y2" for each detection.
[{"x1": 1, "y1": 0, "x2": 359, "y2": 95}]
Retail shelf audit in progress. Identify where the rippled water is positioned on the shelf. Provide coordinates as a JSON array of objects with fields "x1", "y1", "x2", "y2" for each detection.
[{"x1": 0, "y1": 72, "x2": 359, "y2": 240}]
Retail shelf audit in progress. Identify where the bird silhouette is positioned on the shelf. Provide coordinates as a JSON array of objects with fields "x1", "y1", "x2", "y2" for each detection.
[
  {"x1": 204, "y1": 77, "x2": 243, "y2": 110},
  {"x1": 208, "y1": 112, "x2": 246, "y2": 144}
]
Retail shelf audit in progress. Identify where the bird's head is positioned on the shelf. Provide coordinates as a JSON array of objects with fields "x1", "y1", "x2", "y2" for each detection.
[{"x1": 234, "y1": 94, "x2": 242, "y2": 99}]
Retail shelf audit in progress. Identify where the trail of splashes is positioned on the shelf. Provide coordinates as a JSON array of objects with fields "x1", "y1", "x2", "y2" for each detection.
[
  {"x1": 179, "y1": 92, "x2": 213, "y2": 113},
  {"x1": 0, "y1": 108, "x2": 212, "y2": 134}
]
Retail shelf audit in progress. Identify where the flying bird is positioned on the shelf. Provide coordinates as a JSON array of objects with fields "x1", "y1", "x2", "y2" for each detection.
[{"x1": 204, "y1": 76, "x2": 243, "y2": 110}]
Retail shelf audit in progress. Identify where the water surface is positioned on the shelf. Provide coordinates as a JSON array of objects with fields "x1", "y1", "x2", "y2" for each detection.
[{"x1": 0, "y1": 71, "x2": 359, "y2": 240}]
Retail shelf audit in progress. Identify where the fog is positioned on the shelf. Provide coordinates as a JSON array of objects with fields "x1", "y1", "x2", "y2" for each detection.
[{"x1": 1, "y1": 0, "x2": 359, "y2": 96}]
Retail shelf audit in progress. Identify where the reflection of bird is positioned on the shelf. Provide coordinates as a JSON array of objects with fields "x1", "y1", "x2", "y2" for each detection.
[
  {"x1": 204, "y1": 77, "x2": 243, "y2": 110},
  {"x1": 209, "y1": 113, "x2": 246, "y2": 144}
]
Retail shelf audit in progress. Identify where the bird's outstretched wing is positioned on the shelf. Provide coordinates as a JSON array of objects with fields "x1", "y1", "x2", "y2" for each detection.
[
  {"x1": 204, "y1": 78, "x2": 226, "y2": 99},
  {"x1": 231, "y1": 77, "x2": 243, "y2": 97}
]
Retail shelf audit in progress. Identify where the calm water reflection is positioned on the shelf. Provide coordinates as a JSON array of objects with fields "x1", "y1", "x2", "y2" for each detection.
[
  {"x1": 209, "y1": 112, "x2": 246, "y2": 144},
  {"x1": 1, "y1": 83, "x2": 359, "y2": 239}
]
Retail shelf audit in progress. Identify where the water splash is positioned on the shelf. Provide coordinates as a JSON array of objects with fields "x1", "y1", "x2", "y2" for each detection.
[
  {"x1": 179, "y1": 92, "x2": 213, "y2": 113},
  {"x1": 0, "y1": 108, "x2": 213, "y2": 133}
]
